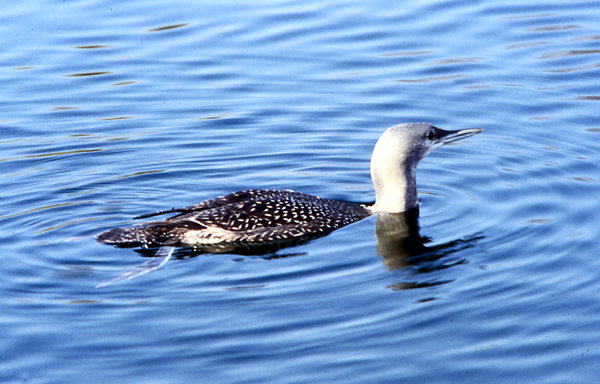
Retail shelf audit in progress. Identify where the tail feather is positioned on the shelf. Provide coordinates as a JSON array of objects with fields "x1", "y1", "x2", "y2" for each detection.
[
  {"x1": 96, "y1": 227, "x2": 144, "y2": 246},
  {"x1": 96, "y1": 225, "x2": 182, "y2": 247}
]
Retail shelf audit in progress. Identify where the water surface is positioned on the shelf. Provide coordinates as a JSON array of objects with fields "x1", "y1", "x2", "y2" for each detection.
[{"x1": 2, "y1": 0, "x2": 600, "y2": 383}]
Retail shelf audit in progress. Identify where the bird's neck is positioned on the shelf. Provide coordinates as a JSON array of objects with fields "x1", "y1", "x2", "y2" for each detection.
[{"x1": 370, "y1": 161, "x2": 418, "y2": 213}]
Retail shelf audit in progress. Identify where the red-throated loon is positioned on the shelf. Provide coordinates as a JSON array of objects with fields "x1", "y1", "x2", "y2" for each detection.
[{"x1": 97, "y1": 123, "x2": 481, "y2": 249}]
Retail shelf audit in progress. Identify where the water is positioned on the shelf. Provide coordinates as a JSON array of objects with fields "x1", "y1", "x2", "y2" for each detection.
[{"x1": 2, "y1": 0, "x2": 600, "y2": 382}]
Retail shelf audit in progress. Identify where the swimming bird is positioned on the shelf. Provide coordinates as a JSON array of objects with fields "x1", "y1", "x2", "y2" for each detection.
[{"x1": 97, "y1": 123, "x2": 481, "y2": 250}]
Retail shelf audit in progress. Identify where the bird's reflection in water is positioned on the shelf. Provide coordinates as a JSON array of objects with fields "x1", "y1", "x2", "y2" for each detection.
[
  {"x1": 102, "y1": 210, "x2": 481, "y2": 289},
  {"x1": 375, "y1": 208, "x2": 481, "y2": 291}
]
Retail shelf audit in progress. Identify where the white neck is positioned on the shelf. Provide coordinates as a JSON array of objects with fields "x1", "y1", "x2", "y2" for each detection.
[
  {"x1": 369, "y1": 160, "x2": 418, "y2": 213},
  {"x1": 368, "y1": 127, "x2": 420, "y2": 213}
]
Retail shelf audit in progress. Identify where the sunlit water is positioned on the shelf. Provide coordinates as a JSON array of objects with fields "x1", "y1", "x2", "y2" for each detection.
[{"x1": 2, "y1": 0, "x2": 600, "y2": 383}]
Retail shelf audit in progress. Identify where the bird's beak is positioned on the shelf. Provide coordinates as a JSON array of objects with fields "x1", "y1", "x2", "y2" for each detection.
[{"x1": 438, "y1": 128, "x2": 483, "y2": 145}]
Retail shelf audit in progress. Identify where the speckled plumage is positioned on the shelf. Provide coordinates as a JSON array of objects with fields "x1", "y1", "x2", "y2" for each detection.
[
  {"x1": 97, "y1": 189, "x2": 371, "y2": 248},
  {"x1": 97, "y1": 123, "x2": 482, "y2": 251}
]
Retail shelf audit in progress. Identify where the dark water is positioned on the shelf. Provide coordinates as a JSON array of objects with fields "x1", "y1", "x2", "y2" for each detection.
[{"x1": 2, "y1": 0, "x2": 600, "y2": 383}]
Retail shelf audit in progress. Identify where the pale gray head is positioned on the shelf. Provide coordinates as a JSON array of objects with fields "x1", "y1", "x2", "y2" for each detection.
[{"x1": 369, "y1": 123, "x2": 482, "y2": 213}]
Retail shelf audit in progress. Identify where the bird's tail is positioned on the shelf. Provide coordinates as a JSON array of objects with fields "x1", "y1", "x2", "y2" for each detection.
[{"x1": 96, "y1": 224, "x2": 181, "y2": 247}]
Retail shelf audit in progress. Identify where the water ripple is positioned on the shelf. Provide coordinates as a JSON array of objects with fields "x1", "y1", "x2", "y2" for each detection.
[{"x1": 2, "y1": 0, "x2": 600, "y2": 383}]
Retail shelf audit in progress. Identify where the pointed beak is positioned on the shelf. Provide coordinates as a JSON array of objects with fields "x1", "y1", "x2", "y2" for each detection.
[{"x1": 437, "y1": 128, "x2": 482, "y2": 145}]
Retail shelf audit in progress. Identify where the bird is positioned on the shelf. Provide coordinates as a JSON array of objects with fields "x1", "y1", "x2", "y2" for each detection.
[{"x1": 97, "y1": 123, "x2": 481, "y2": 251}]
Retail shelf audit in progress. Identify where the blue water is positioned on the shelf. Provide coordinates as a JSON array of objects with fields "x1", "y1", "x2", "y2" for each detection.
[{"x1": 2, "y1": 0, "x2": 600, "y2": 382}]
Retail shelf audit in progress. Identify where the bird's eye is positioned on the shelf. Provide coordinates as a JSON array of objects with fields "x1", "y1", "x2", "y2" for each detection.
[{"x1": 427, "y1": 131, "x2": 435, "y2": 141}]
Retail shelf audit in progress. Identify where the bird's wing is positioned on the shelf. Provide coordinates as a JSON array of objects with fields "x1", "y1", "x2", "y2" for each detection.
[{"x1": 133, "y1": 189, "x2": 279, "y2": 220}]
